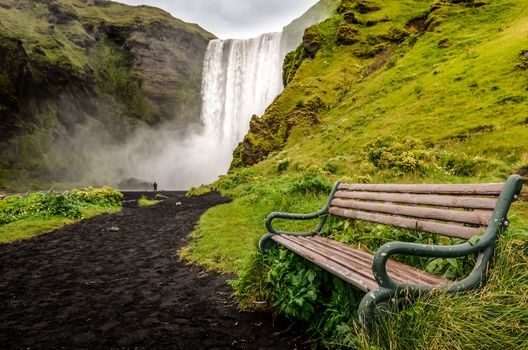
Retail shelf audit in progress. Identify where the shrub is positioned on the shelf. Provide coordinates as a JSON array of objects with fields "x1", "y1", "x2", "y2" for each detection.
[
  {"x1": 70, "y1": 186, "x2": 123, "y2": 207},
  {"x1": 366, "y1": 136, "x2": 436, "y2": 173},
  {"x1": 277, "y1": 158, "x2": 291, "y2": 172},
  {"x1": 0, "y1": 187, "x2": 122, "y2": 225},
  {"x1": 0, "y1": 192, "x2": 83, "y2": 225},
  {"x1": 437, "y1": 151, "x2": 488, "y2": 176},
  {"x1": 289, "y1": 173, "x2": 332, "y2": 195}
]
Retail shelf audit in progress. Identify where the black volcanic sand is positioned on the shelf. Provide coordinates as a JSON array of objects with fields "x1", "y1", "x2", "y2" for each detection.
[{"x1": 0, "y1": 191, "x2": 306, "y2": 349}]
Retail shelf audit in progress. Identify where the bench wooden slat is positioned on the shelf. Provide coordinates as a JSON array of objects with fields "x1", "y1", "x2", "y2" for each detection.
[
  {"x1": 331, "y1": 199, "x2": 492, "y2": 225},
  {"x1": 338, "y1": 183, "x2": 503, "y2": 195},
  {"x1": 272, "y1": 235, "x2": 452, "y2": 290},
  {"x1": 310, "y1": 236, "x2": 452, "y2": 286},
  {"x1": 329, "y1": 207, "x2": 482, "y2": 239},
  {"x1": 271, "y1": 234, "x2": 377, "y2": 291},
  {"x1": 303, "y1": 236, "x2": 433, "y2": 286},
  {"x1": 334, "y1": 191, "x2": 498, "y2": 210},
  {"x1": 293, "y1": 236, "x2": 380, "y2": 284}
]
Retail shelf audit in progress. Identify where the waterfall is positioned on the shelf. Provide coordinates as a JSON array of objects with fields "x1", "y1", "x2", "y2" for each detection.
[
  {"x1": 112, "y1": 4, "x2": 334, "y2": 190},
  {"x1": 200, "y1": 32, "x2": 284, "y2": 173}
]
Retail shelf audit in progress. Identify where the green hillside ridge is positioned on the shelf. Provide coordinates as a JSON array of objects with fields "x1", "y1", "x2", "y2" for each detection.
[
  {"x1": 0, "y1": 0, "x2": 215, "y2": 191},
  {"x1": 185, "y1": 0, "x2": 528, "y2": 348}
]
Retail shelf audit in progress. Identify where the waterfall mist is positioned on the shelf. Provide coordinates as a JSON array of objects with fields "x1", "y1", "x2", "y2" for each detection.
[
  {"x1": 102, "y1": 32, "x2": 285, "y2": 190},
  {"x1": 99, "y1": 8, "x2": 330, "y2": 190}
]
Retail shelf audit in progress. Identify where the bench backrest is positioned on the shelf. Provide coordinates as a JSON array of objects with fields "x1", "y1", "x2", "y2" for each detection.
[{"x1": 328, "y1": 182, "x2": 505, "y2": 239}]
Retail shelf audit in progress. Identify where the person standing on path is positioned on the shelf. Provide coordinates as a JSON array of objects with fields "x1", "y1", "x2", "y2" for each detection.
[{"x1": 153, "y1": 182, "x2": 158, "y2": 191}]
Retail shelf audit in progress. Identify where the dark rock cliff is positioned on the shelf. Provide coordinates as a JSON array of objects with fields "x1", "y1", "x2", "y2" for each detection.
[{"x1": 0, "y1": 0, "x2": 215, "y2": 190}]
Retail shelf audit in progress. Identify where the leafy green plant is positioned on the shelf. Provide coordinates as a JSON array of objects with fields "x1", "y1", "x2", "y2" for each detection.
[
  {"x1": 0, "y1": 187, "x2": 122, "y2": 226},
  {"x1": 366, "y1": 136, "x2": 436, "y2": 174},
  {"x1": 289, "y1": 173, "x2": 332, "y2": 195}
]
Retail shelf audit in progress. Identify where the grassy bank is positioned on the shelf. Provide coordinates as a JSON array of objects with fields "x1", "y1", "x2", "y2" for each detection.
[
  {"x1": 183, "y1": 0, "x2": 528, "y2": 347},
  {"x1": 0, "y1": 186, "x2": 123, "y2": 244}
]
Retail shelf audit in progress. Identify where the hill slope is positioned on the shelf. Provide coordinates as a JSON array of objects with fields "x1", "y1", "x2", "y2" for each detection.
[
  {"x1": 232, "y1": 0, "x2": 527, "y2": 181},
  {"x1": 0, "y1": 0, "x2": 214, "y2": 191},
  {"x1": 186, "y1": 0, "x2": 528, "y2": 348}
]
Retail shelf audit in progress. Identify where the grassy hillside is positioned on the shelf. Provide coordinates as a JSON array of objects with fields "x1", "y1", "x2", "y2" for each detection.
[{"x1": 184, "y1": 0, "x2": 528, "y2": 348}]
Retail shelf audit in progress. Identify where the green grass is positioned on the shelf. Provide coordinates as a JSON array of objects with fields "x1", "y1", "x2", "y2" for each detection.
[
  {"x1": 182, "y1": 173, "x2": 330, "y2": 272},
  {"x1": 0, "y1": 205, "x2": 121, "y2": 244},
  {"x1": 137, "y1": 195, "x2": 160, "y2": 207},
  {"x1": 184, "y1": 0, "x2": 528, "y2": 348},
  {"x1": 0, "y1": 186, "x2": 123, "y2": 243}
]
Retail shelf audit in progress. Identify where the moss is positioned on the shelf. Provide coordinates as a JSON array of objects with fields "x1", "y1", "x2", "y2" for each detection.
[
  {"x1": 337, "y1": 0, "x2": 381, "y2": 14},
  {"x1": 283, "y1": 44, "x2": 308, "y2": 86},
  {"x1": 336, "y1": 23, "x2": 361, "y2": 45},
  {"x1": 378, "y1": 26, "x2": 410, "y2": 43}
]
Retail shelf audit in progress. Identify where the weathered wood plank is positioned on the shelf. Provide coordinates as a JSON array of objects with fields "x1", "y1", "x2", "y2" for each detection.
[
  {"x1": 271, "y1": 235, "x2": 377, "y2": 291},
  {"x1": 331, "y1": 199, "x2": 492, "y2": 225},
  {"x1": 338, "y1": 183, "x2": 503, "y2": 195},
  {"x1": 334, "y1": 191, "x2": 498, "y2": 209},
  {"x1": 328, "y1": 207, "x2": 482, "y2": 239},
  {"x1": 300, "y1": 236, "x2": 427, "y2": 285},
  {"x1": 292, "y1": 236, "x2": 379, "y2": 282},
  {"x1": 310, "y1": 236, "x2": 452, "y2": 286}
]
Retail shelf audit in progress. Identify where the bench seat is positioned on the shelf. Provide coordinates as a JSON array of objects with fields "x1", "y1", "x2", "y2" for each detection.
[{"x1": 272, "y1": 234, "x2": 451, "y2": 292}]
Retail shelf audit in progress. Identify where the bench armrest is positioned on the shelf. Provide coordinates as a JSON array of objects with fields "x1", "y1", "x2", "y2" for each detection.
[
  {"x1": 265, "y1": 180, "x2": 342, "y2": 236},
  {"x1": 372, "y1": 240, "x2": 487, "y2": 291},
  {"x1": 265, "y1": 210, "x2": 327, "y2": 235}
]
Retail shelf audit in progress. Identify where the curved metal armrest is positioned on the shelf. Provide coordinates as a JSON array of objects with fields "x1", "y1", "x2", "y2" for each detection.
[
  {"x1": 265, "y1": 209, "x2": 327, "y2": 235},
  {"x1": 372, "y1": 240, "x2": 487, "y2": 291}
]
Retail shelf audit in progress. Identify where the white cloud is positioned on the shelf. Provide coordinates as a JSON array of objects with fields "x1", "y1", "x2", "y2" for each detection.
[{"x1": 116, "y1": 0, "x2": 319, "y2": 38}]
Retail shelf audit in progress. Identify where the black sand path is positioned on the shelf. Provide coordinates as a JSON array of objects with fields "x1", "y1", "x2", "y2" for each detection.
[{"x1": 0, "y1": 191, "x2": 304, "y2": 349}]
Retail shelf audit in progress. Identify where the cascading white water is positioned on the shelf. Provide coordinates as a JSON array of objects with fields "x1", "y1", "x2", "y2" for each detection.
[{"x1": 200, "y1": 32, "x2": 284, "y2": 173}]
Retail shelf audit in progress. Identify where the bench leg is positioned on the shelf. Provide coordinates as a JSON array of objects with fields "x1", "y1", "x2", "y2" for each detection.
[{"x1": 358, "y1": 287, "x2": 396, "y2": 330}]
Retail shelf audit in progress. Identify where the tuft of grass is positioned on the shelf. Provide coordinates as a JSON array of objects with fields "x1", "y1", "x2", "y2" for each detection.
[
  {"x1": 138, "y1": 195, "x2": 160, "y2": 207},
  {"x1": 0, "y1": 205, "x2": 121, "y2": 244}
]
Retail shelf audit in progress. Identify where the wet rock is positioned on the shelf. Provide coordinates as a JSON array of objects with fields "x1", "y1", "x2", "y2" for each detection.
[
  {"x1": 338, "y1": 0, "x2": 381, "y2": 15},
  {"x1": 343, "y1": 11, "x2": 359, "y2": 24},
  {"x1": 354, "y1": 0, "x2": 382, "y2": 14},
  {"x1": 47, "y1": 3, "x2": 79, "y2": 25},
  {"x1": 303, "y1": 29, "x2": 321, "y2": 58}
]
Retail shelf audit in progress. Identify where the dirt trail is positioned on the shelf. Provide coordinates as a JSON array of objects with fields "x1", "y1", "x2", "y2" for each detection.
[{"x1": 0, "y1": 192, "x2": 305, "y2": 349}]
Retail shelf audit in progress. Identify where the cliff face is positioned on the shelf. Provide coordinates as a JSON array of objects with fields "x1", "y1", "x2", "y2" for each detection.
[{"x1": 0, "y1": 0, "x2": 215, "y2": 190}]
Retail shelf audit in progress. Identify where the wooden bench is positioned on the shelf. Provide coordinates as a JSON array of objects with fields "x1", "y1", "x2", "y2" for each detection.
[{"x1": 259, "y1": 175, "x2": 523, "y2": 329}]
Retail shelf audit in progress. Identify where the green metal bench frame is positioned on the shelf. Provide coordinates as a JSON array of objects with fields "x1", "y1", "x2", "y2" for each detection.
[{"x1": 259, "y1": 175, "x2": 523, "y2": 329}]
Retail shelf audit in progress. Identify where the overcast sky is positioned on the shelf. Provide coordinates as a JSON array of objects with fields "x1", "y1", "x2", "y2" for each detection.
[{"x1": 116, "y1": 0, "x2": 319, "y2": 39}]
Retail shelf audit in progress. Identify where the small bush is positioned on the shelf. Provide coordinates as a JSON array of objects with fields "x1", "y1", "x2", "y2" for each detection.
[
  {"x1": 366, "y1": 136, "x2": 436, "y2": 173},
  {"x1": 214, "y1": 168, "x2": 260, "y2": 192},
  {"x1": 0, "y1": 187, "x2": 122, "y2": 225},
  {"x1": 437, "y1": 151, "x2": 488, "y2": 176},
  {"x1": 70, "y1": 186, "x2": 123, "y2": 207},
  {"x1": 289, "y1": 173, "x2": 332, "y2": 195},
  {"x1": 277, "y1": 158, "x2": 291, "y2": 172}
]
